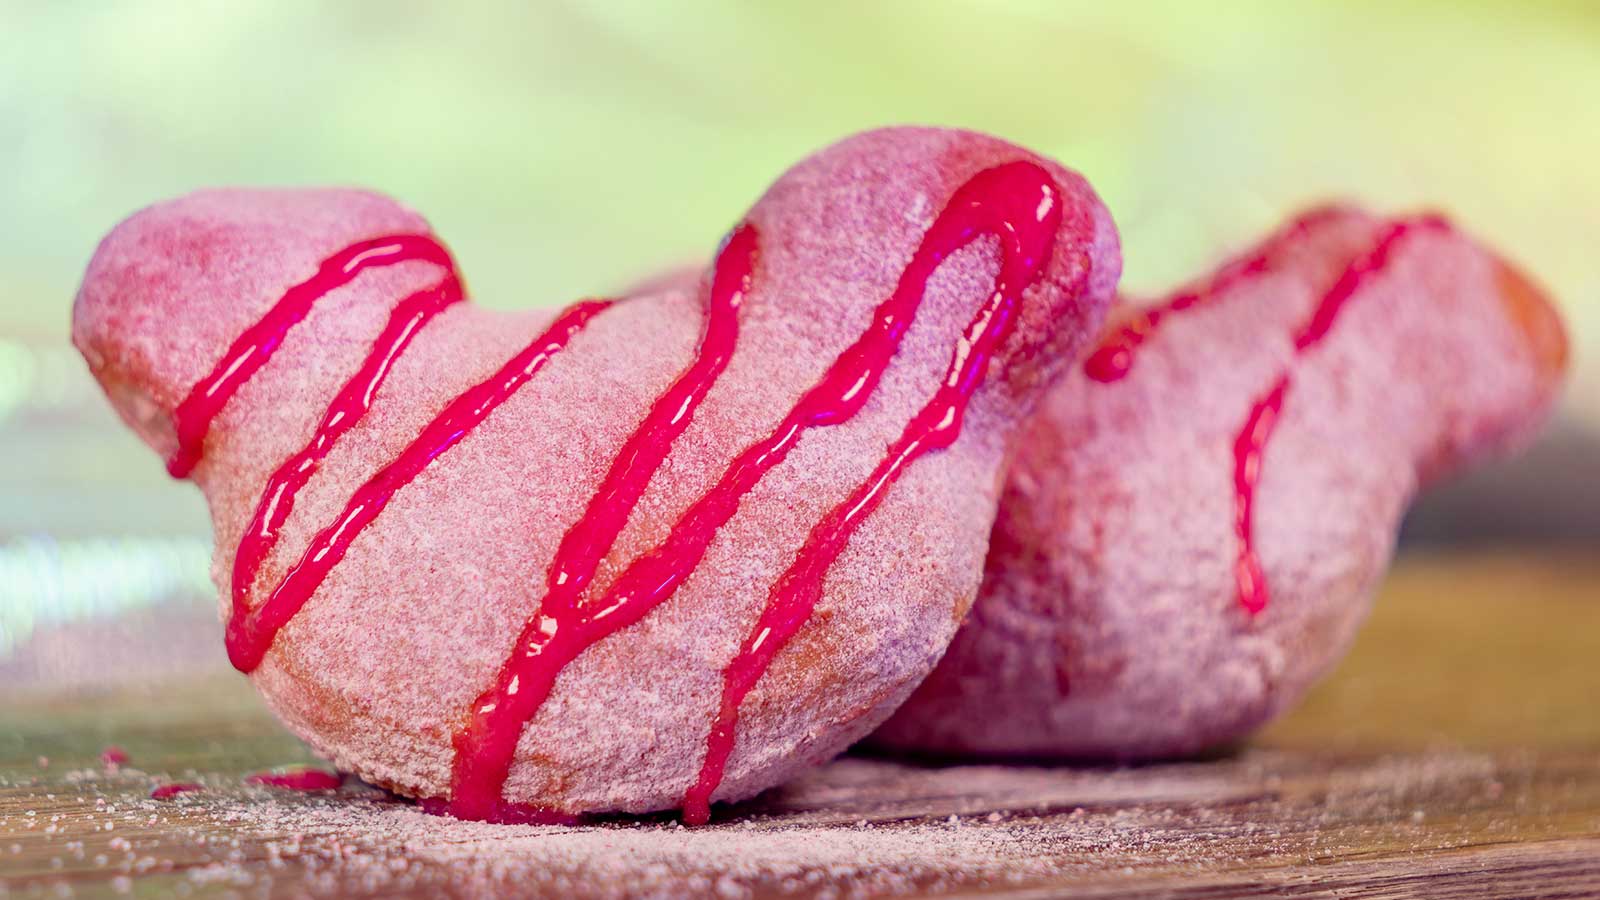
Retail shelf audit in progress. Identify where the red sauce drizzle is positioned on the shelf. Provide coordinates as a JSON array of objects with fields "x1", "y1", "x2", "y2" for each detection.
[
  {"x1": 1231, "y1": 377, "x2": 1287, "y2": 615},
  {"x1": 175, "y1": 161, "x2": 1068, "y2": 825},
  {"x1": 161, "y1": 226, "x2": 608, "y2": 672},
  {"x1": 444, "y1": 224, "x2": 759, "y2": 824},
  {"x1": 681, "y1": 162, "x2": 1064, "y2": 824},
  {"x1": 1085, "y1": 211, "x2": 1444, "y2": 615},
  {"x1": 224, "y1": 299, "x2": 607, "y2": 672},
  {"x1": 150, "y1": 783, "x2": 204, "y2": 800},
  {"x1": 1083, "y1": 206, "x2": 1352, "y2": 383},
  {"x1": 246, "y1": 768, "x2": 342, "y2": 791},
  {"x1": 1228, "y1": 215, "x2": 1446, "y2": 615},
  {"x1": 168, "y1": 235, "x2": 456, "y2": 478},
  {"x1": 230, "y1": 277, "x2": 461, "y2": 622}
]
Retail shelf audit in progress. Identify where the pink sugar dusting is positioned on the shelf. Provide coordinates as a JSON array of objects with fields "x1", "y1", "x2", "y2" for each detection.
[
  {"x1": 7, "y1": 738, "x2": 1540, "y2": 898},
  {"x1": 96, "y1": 750, "x2": 1511, "y2": 898}
]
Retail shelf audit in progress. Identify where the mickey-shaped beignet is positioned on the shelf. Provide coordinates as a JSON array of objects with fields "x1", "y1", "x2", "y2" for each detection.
[
  {"x1": 873, "y1": 206, "x2": 1566, "y2": 760},
  {"x1": 72, "y1": 127, "x2": 1120, "y2": 821}
]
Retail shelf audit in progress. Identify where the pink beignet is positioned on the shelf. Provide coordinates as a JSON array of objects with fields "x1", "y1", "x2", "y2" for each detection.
[
  {"x1": 72, "y1": 127, "x2": 1120, "y2": 818},
  {"x1": 873, "y1": 206, "x2": 1566, "y2": 760}
]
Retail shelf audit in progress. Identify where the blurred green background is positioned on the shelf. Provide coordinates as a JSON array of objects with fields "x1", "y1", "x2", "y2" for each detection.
[{"x1": 1, "y1": 1, "x2": 1595, "y2": 678}]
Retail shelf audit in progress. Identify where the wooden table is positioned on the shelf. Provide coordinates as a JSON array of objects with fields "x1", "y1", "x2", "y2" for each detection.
[{"x1": 2, "y1": 552, "x2": 1597, "y2": 898}]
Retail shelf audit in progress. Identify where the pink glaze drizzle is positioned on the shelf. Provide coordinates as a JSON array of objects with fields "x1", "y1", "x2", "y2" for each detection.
[
  {"x1": 150, "y1": 783, "x2": 204, "y2": 800},
  {"x1": 1227, "y1": 215, "x2": 1447, "y2": 615},
  {"x1": 174, "y1": 162, "x2": 1070, "y2": 825},
  {"x1": 1231, "y1": 378, "x2": 1287, "y2": 615},
  {"x1": 168, "y1": 235, "x2": 456, "y2": 478},
  {"x1": 448, "y1": 163, "x2": 1065, "y2": 824},
  {"x1": 224, "y1": 299, "x2": 608, "y2": 672},
  {"x1": 163, "y1": 227, "x2": 607, "y2": 672},
  {"x1": 682, "y1": 162, "x2": 1064, "y2": 823},
  {"x1": 1083, "y1": 206, "x2": 1352, "y2": 383},
  {"x1": 246, "y1": 768, "x2": 342, "y2": 791},
  {"x1": 231, "y1": 277, "x2": 462, "y2": 619},
  {"x1": 1081, "y1": 208, "x2": 1444, "y2": 613},
  {"x1": 445, "y1": 224, "x2": 758, "y2": 824}
]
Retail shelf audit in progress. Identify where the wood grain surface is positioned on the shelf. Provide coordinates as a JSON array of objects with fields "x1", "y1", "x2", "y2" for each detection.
[{"x1": 1, "y1": 551, "x2": 1597, "y2": 898}]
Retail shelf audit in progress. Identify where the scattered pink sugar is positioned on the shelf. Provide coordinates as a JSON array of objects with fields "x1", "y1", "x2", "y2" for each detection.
[{"x1": 0, "y1": 749, "x2": 1525, "y2": 898}]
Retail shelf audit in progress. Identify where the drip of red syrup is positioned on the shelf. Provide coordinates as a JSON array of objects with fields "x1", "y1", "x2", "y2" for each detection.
[
  {"x1": 1084, "y1": 212, "x2": 1447, "y2": 615},
  {"x1": 246, "y1": 768, "x2": 343, "y2": 791},
  {"x1": 447, "y1": 162, "x2": 1065, "y2": 825},
  {"x1": 230, "y1": 277, "x2": 461, "y2": 624},
  {"x1": 1083, "y1": 206, "x2": 1352, "y2": 383},
  {"x1": 680, "y1": 162, "x2": 1065, "y2": 825},
  {"x1": 224, "y1": 299, "x2": 608, "y2": 672},
  {"x1": 172, "y1": 160, "x2": 1068, "y2": 826},
  {"x1": 444, "y1": 224, "x2": 759, "y2": 824},
  {"x1": 100, "y1": 746, "x2": 129, "y2": 767},
  {"x1": 167, "y1": 235, "x2": 457, "y2": 478},
  {"x1": 158, "y1": 224, "x2": 606, "y2": 672},
  {"x1": 1230, "y1": 215, "x2": 1447, "y2": 614},
  {"x1": 1231, "y1": 379, "x2": 1287, "y2": 615},
  {"x1": 150, "y1": 783, "x2": 204, "y2": 800}
]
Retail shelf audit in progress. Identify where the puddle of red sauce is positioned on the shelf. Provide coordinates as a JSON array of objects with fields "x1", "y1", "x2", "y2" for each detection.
[
  {"x1": 245, "y1": 768, "x2": 343, "y2": 791},
  {"x1": 150, "y1": 782, "x2": 204, "y2": 800}
]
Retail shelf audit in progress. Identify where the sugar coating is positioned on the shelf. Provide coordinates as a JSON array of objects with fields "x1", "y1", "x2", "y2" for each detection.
[
  {"x1": 873, "y1": 208, "x2": 1567, "y2": 759},
  {"x1": 5, "y1": 747, "x2": 1512, "y2": 898},
  {"x1": 70, "y1": 127, "x2": 1121, "y2": 813}
]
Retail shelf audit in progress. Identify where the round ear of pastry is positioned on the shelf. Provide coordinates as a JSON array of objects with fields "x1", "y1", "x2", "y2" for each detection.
[
  {"x1": 71, "y1": 126, "x2": 1120, "y2": 821},
  {"x1": 871, "y1": 206, "x2": 1567, "y2": 761}
]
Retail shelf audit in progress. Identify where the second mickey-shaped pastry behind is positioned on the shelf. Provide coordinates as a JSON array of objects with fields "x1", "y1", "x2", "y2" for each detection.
[{"x1": 872, "y1": 206, "x2": 1567, "y2": 760}]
